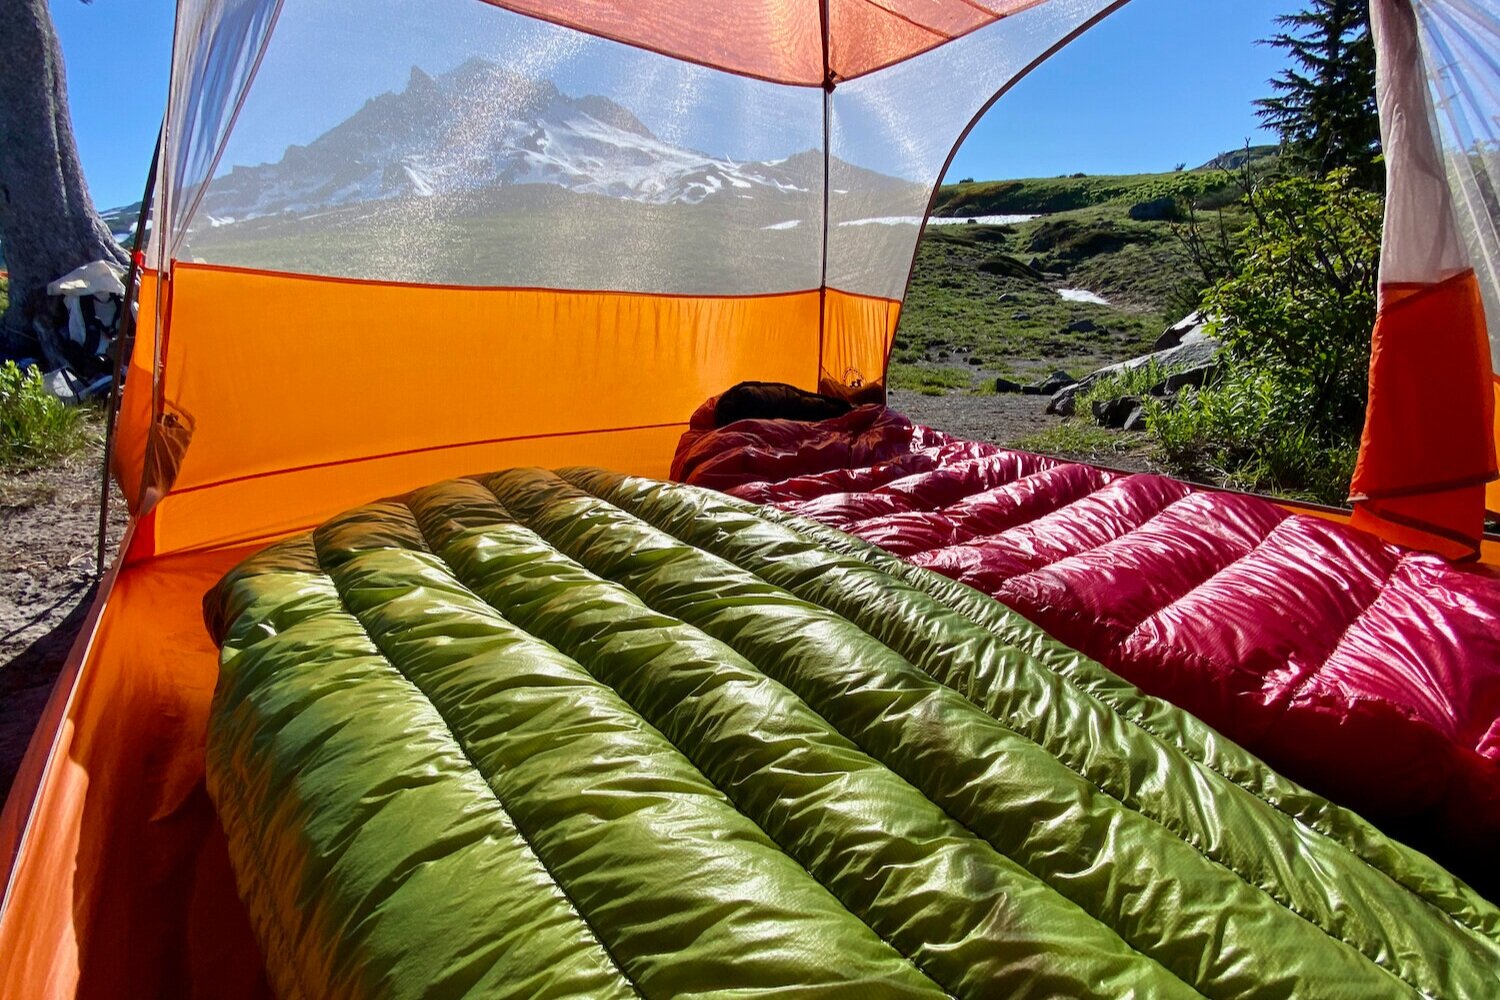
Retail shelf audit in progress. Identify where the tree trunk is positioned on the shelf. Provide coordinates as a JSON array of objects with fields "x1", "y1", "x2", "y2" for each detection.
[{"x1": 0, "y1": 0, "x2": 128, "y2": 350}]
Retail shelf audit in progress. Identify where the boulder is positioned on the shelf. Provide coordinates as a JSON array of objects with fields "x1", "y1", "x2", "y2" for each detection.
[
  {"x1": 1083, "y1": 332, "x2": 1221, "y2": 388},
  {"x1": 1024, "y1": 369, "x2": 1075, "y2": 396},
  {"x1": 1092, "y1": 395, "x2": 1143, "y2": 429},
  {"x1": 1158, "y1": 362, "x2": 1219, "y2": 394},
  {"x1": 1122, "y1": 405, "x2": 1148, "y2": 432},
  {"x1": 1066, "y1": 319, "x2": 1100, "y2": 334},
  {"x1": 994, "y1": 377, "x2": 1024, "y2": 394},
  {"x1": 1155, "y1": 311, "x2": 1209, "y2": 351},
  {"x1": 1047, "y1": 385, "x2": 1080, "y2": 417}
]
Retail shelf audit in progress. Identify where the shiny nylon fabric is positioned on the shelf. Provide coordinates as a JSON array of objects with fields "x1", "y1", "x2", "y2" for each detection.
[
  {"x1": 670, "y1": 403, "x2": 1500, "y2": 895},
  {"x1": 202, "y1": 467, "x2": 1500, "y2": 998}
]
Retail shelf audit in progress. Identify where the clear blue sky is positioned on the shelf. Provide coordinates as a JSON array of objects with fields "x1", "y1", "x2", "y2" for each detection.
[{"x1": 52, "y1": 0, "x2": 1289, "y2": 210}]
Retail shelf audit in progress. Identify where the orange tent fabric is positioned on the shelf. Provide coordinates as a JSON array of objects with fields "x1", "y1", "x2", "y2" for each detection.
[
  {"x1": 482, "y1": 0, "x2": 1053, "y2": 85},
  {"x1": 1351, "y1": 272, "x2": 1497, "y2": 559}
]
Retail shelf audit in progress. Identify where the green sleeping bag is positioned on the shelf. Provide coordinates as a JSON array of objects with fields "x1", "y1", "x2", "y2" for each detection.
[{"x1": 204, "y1": 467, "x2": 1500, "y2": 1000}]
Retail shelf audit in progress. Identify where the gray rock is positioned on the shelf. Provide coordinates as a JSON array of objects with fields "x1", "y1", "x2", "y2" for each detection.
[
  {"x1": 994, "y1": 377, "x2": 1024, "y2": 394},
  {"x1": 1154, "y1": 311, "x2": 1209, "y2": 351},
  {"x1": 1122, "y1": 405, "x2": 1148, "y2": 432},
  {"x1": 1047, "y1": 385, "x2": 1080, "y2": 417},
  {"x1": 1027, "y1": 369, "x2": 1075, "y2": 396},
  {"x1": 1158, "y1": 362, "x2": 1219, "y2": 394},
  {"x1": 1092, "y1": 395, "x2": 1143, "y2": 429},
  {"x1": 1082, "y1": 333, "x2": 1221, "y2": 389},
  {"x1": 1066, "y1": 319, "x2": 1099, "y2": 334}
]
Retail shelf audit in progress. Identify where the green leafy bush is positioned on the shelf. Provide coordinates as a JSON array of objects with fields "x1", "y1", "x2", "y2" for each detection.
[
  {"x1": 1147, "y1": 169, "x2": 1381, "y2": 505},
  {"x1": 0, "y1": 361, "x2": 90, "y2": 470},
  {"x1": 1077, "y1": 359, "x2": 1187, "y2": 420},
  {"x1": 1147, "y1": 364, "x2": 1361, "y2": 504}
]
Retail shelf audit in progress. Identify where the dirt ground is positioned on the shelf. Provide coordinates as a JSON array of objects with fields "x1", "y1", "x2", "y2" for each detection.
[
  {"x1": 889, "y1": 387, "x2": 1158, "y2": 474},
  {"x1": 0, "y1": 431, "x2": 126, "y2": 801}
]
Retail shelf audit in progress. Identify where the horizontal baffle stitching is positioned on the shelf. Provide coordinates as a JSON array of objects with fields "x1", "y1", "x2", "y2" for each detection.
[
  {"x1": 556, "y1": 474, "x2": 1442, "y2": 997},
  {"x1": 743, "y1": 499, "x2": 1499, "y2": 949},
  {"x1": 562, "y1": 473, "x2": 1453, "y2": 995},
  {"x1": 842, "y1": 464, "x2": 1091, "y2": 543},
  {"x1": 311, "y1": 519, "x2": 647, "y2": 1000},
  {"x1": 1274, "y1": 551, "x2": 1410, "y2": 720},
  {"x1": 1119, "y1": 518, "x2": 1285, "y2": 644}
]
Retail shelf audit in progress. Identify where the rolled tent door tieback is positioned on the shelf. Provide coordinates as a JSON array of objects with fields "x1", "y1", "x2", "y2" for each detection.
[{"x1": 1352, "y1": 0, "x2": 1500, "y2": 559}]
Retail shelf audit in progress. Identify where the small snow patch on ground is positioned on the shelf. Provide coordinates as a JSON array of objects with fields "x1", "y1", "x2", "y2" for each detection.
[{"x1": 1058, "y1": 288, "x2": 1110, "y2": 305}]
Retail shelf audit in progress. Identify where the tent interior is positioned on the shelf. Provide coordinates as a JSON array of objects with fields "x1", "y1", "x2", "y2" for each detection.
[{"x1": 1, "y1": 0, "x2": 1498, "y2": 996}]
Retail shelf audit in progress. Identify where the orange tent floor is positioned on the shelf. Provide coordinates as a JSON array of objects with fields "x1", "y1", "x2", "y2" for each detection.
[{"x1": 0, "y1": 541, "x2": 274, "y2": 1000}]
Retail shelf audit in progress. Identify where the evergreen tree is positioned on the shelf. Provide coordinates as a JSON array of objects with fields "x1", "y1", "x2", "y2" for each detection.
[{"x1": 1256, "y1": 0, "x2": 1381, "y2": 186}]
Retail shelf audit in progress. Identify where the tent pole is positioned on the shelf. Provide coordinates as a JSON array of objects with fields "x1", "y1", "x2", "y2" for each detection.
[
  {"x1": 816, "y1": 0, "x2": 832, "y2": 391},
  {"x1": 95, "y1": 129, "x2": 162, "y2": 576}
]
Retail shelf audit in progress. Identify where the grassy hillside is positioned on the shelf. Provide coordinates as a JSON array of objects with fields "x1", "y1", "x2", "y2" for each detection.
[{"x1": 893, "y1": 162, "x2": 1261, "y2": 394}]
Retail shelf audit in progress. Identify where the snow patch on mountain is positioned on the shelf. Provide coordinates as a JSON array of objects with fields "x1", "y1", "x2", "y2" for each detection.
[{"x1": 193, "y1": 59, "x2": 853, "y2": 227}]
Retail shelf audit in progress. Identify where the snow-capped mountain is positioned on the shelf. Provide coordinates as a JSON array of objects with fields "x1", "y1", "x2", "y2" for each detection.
[{"x1": 196, "y1": 59, "x2": 860, "y2": 226}]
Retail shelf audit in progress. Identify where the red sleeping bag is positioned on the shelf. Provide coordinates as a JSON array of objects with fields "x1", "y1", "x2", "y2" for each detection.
[{"x1": 672, "y1": 400, "x2": 1500, "y2": 892}]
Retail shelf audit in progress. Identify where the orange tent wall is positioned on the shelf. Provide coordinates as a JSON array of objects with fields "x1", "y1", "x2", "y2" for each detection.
[
  {"x1": 1, "y1": 261, "x2": 904, "y2": 997},
  {"x1": 112, "y1": 263, "x2": 899, "y2": 557},
  {"x1": 0, "y1": 543, "x2": 274, "y2": 999}
]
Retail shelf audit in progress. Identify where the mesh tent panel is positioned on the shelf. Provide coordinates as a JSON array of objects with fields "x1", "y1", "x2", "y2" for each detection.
[
  {"x1": 154, "y1": 0, "x2": 282, "y2": 270},
  {"x1": 1414, "y1": 0, "x2": 1500, "y2": 372},
  {"x1": 826, "y1": 0, "x2": 1120, "y2": 301},
  {"x1": 177, "y1": 0, "x2": 823, "y2": 295},
  {"x1": 116, "y1": 0, "x2": 1137, "y2": 549}
]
